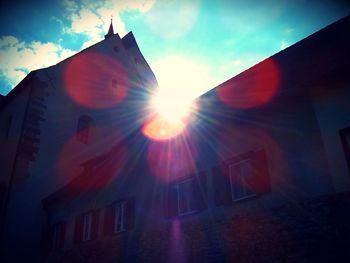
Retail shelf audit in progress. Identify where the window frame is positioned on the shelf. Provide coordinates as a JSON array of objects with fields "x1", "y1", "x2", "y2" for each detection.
[
  {"x1": 113, "y1": 201, "x2": 126, "y2": 233},
  {"x1": 176, "y1": 177, "x2": 197, "y2": 216},
  {"x1": 82, "y1": 213, "x2": 92, "y2": 242},
  {"x1": 74, "y1": 209, "x2": 99, "y2": 244},
  {"x1": 104, "y1": 198, "x2": 135, "y2": 236},
  {"x1": 51, "y1": 221, "x2": 66, "y2": 250},
  {"x1": 165, "y1": 172, "x2": 207, "y2": 219},
  {"x1": 213, "y1": 149, "x2": 270, "y2": 207},
  {"x1": 229, "y1": 159, "x2": 256, "y2": 202}
]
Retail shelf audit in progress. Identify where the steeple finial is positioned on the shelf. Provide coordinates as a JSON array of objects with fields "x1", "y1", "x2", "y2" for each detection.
[{"x1": 105, "y1": 16, "x2": 114, "y2": 39}]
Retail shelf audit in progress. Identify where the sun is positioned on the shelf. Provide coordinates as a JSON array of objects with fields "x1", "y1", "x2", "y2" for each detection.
[
  {"x1": 142, "y1": 89, "x2": 194, "y2": 141},
  {"x1": 151, "y1": 89, "x2": 193, "y2": 123},
  {"x1": 142, "y1": 55, "x2": 214, "y2": 141}
]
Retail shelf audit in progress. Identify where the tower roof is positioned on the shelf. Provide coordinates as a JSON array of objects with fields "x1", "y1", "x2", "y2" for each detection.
[{"x1": 105, "y1": 18, "x2": 114, "y2": 39}]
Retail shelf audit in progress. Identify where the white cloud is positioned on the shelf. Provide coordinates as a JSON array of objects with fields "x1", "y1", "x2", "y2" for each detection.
[
  {"x1": 1, "y1": 0, "x2": 157, "y2": 92},
  {"x1": 63, "y1": 0, "x2": 156, "y2": 48},
  {"x1": 63, "y1": 0, "x2": 79, "y2": 13},
  {"x1": 0, "y1": 36, "x2": 76, "y2": 90},
  {"x1": 280, "y1": 39, "x2": 289, "y2": 50},
  {"x1": 285, "y1": 27, "x2": 294, "y2": 34},
  {"x1": 145, "y1": 0, "x2": 200, "y2": 39}
]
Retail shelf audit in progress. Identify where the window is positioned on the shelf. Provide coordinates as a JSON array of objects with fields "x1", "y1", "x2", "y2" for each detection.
[
  {"x1": 165, "y1": 172, "x2": 207, "y2": 218},
  {"x1": 74, "y1": 209, "x2": 99, "y2": 243},
  {"x1": 177, "y1": 178, "x2": 197, "y2": 215},
  {"x1": 114, "y1": 201, "x2": 125, "y2": 233},
  {"x1": 340, "y1": 127, "x2": 350, "y2": 175},
  {"x1": 51, "y1": 222, "x2": 66, "y2": 249},
  {"x1": 104, "y1": 198, "x2": 135, "y2": 236},
  {"x1": 213, "y1": 149, "x2": 270, "y2": 206},
  {"x1": 82, "y1": 213, "x2": 92, "y2": 241},
  {"x1": 112, "y1": 79, "x2": 118, "y2": 89},
  {"x1": 229, "y1": 160, "x2": 255, "y2": 201},
  {"x1": 76, "y1": 115, "x2": 93, "y2": 144}
]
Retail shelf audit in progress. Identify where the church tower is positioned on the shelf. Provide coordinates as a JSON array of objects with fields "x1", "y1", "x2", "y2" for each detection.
[{"x1": 105, "y1": 18, "x2": 114, "y2": 39}]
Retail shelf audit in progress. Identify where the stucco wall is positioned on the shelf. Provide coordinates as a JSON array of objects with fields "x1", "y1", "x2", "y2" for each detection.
[{"x1": 312, "y1": 85, "x2": 350, "y2": 192}]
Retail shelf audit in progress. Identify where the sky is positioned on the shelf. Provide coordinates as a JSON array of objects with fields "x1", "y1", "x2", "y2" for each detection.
[{"x1": 0, "y1": 0, "x2": 349, "y2": 97}]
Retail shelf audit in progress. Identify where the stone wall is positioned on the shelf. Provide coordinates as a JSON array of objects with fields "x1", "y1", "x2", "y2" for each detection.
[{"x1": 47, "y1": 191, "x2": 350, "y2": 262}]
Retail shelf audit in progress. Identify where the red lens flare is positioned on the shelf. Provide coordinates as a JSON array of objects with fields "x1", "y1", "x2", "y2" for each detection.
[
  {"x1": 56, "y1": 127, "x2": 125, "y2": 193},
  {"x1": 63, "y1": 52, "x2": 128, "y2": 109},
  {"x1": 147, "y1": 133, "x2": 198, "y2": 183},
  {"x1": 142, "y1": 115, "x2": 186, "y2": 141},
  {"x1": 217, "y1": 58, "x2": 280, "y2": 109},
  {"x1": 216, "y1": 126, "x2": 287, "y2": 189}
]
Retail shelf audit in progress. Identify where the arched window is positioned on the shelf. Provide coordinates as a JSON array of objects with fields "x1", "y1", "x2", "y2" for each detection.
[
  {"x1": 112, "y1": 79, "x2": 118, "y2": 89},
  {"x1": 76, "y1": 115, "x2": 93, "y2": 144}
]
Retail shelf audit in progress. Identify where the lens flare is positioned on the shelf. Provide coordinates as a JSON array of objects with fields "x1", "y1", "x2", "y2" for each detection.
[
  {"x1": 63, "y1": 52, "x2": 128, "y2": 109},
  {"x1": 216, "y1": 126, "x2": 287, "y2": 190},
  {"x1": 142, "y1": 115, "x2": 186, "y2": 141},
  {"x1": 146, "y1": 134, "x2": 198, "y2": 183},
  {"x1": 56, "y1": 127, "x2": 125, "y2": 190},
  {"x1": 143, "y1": 89, "x2": 198, "y2": 141},
  {"x1": 217, "y1": 58, "x2": 280, "y2": 109}
]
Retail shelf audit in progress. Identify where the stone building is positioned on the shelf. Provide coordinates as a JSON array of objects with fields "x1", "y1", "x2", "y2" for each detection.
[{"x1": 1, "y1": 16, "x2": 350, "y2": 262}]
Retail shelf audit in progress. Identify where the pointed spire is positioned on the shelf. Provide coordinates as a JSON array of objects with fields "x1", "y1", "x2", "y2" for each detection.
[{"x1": 105, "y1": 17, "x2": 114, "y2": 39}]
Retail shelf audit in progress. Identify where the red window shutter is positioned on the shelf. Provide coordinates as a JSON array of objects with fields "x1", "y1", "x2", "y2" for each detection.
[
  {"x1": 125, "y1": 198, "x2": 135, "y2": 230},
  {"x1": 91, "y1": 209, "x2": 100, "y2": 240},
  {"x1": 250, "y1": 149, "x2": 271, "y2": 194},
  {"x1": 74, "y1": 214, "x2": 83, "y2": 244},
  {"x1": 104, "y1": 204, "x2": 115, "y2": 236},
  {"x1": 164, "y1": 185, "x2": 178, "y2": 218},
  {"x1": 212, "y1": 164, "x2": 232, "y2": 206}
]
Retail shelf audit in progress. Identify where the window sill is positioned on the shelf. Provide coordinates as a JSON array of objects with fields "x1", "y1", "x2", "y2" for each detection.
[
  {"x1": 178, "y1": 210, "x2": 197, "y2": 217},
  {"x1": 232, "y1": 194, "x2": 257, "y2": 203}
]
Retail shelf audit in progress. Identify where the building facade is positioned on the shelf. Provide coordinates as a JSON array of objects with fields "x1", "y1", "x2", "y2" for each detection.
[{"x1": 1, "y1": 16, "x2": 350, "y2": 262}]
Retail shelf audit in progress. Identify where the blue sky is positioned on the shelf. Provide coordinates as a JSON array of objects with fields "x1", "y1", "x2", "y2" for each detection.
[{"x1": 0, "y1": 0, "x2": 349, "y2": 96}]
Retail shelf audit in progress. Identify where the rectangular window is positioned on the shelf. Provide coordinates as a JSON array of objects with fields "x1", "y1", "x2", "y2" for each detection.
[
  {"x1": 114, "y1": 202, "x2": 125, "y2": 233},
  {"x1": 74, "y1": 209, "x2": 99, "y2": 243},
  {"x1": 104, "y1": 198, "x2": 135, "y2": 236},
  {"x1": 164, "y1": 173, "x2": 207, "y2": 218},
  {"x1": 177, "y1": 178, "x2": 197, "y2": 215},
  {"x1": 212, "y1": 150, "x2": 270, "y2": 206},
  {"x1": 112, "y1": 79, "x2": 118, "y2": 89},
  {"x1": 229, "y1": 160, "x2": 255, "y2": 201},
  {"x1": 82, "y1": 213, "x2": 92, "y2": 241}
]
